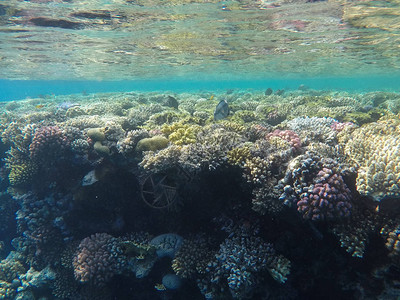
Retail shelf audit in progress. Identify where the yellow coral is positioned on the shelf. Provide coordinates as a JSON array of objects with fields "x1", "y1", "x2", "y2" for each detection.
[
  {"x1": 340, "y1": 118, "x2": 400, "y2": 201},
  {"x1": 220, "y1": 121, "x2": 245, "y2": 133},
  {"x1": 227, "y1": 146, "x2": 250, "y2": 166},
  {"x1": 8, "y1": 162, "x2": 38, "y2": 186},
  {"x1": 161, "y1": 122, "x2": 200, "y2": 145}
]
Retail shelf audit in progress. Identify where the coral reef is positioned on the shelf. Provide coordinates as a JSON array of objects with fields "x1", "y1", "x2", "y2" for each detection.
[
  {"x1": 340, "y1": 118, "x2": 400, "y2": 201},
  {"x1": 0, "y1": 90, "x2": 399, "y2": 299}
]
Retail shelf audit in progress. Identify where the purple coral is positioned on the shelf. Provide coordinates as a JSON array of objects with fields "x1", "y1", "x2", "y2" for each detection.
[
  {"x1": 29, "y1": 126, "x2": 69, "y2": 162},
  {"x1": 73, "y1": 233, "x2": 125, "y2": 286},
  {"x1": 266, "y1": 129, "x2": 301, "y2": 151},
  {"x1": 297, "y1": 168, "x2": 352, "y2": 220}
]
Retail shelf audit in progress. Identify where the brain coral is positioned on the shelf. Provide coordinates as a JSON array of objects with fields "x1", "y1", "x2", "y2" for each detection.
[{"x1": 340, "y1": 119, "x2": 400, "y2": 201}]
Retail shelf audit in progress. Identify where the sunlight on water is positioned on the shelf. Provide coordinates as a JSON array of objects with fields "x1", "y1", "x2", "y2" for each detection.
[{"x1": 0, "y1": 0, "x2": 399, "y2": 80}]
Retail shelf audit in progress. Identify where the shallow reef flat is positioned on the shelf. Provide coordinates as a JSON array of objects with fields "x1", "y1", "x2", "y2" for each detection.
[{"x1": 0, "y1": 89, "x2": 400, "y2": 299}]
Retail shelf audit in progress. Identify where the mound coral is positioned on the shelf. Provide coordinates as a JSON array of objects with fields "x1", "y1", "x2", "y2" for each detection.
[
  {"x1": 73, "y1": 233, "x2": 125, "y2": 286},
  {"x1": 279, "y1": 153, "x2": 352, "y2": 221},
  {"x1": 297, "y1": 167, "x2": 352, "y2": 221},
  {"x1": 340, "y1": 118, "x2": 400, "y2": 201},
  {"x1": 29, "y1": 126, "x2": 69, "y2": 163}
]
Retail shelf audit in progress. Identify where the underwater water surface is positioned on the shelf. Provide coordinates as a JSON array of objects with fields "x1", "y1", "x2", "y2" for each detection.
[{"x1": 0, "y1": 0, "x2": 400, "y2": 300}]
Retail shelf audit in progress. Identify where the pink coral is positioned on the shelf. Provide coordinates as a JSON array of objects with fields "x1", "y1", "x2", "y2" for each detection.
[
  {"x1": 73, "y1": 233, "x2": 125, "y2": 286},
  {"x1": 29, "y1": 126, "x2": 69, "y2": 162},
  {"x1": 297, "y1": 168, "x2": 352, "y2": 221},
  {"x1": 266, "y1": 129, "x2": 301, "y2": 151},
  {"x1": 330, "y1": 121, "x2": 354, "y2": 132}
]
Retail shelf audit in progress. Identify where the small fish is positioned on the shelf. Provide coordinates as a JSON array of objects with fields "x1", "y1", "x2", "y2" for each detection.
[
  {"x1": 58, "y1": 102, "x2": 80, "y2": 110},
  {"x1": 82, "y1": 170, "x2": 98, "y2": 186},
  {"x1": 35, "y1": 104, "x2": 44, "y2": 109},
  {"x1": 210, "y1": 95, "x2": 214, "y2": 101},
  {"x1": 214, "y1": 100, "x2": 230, "y2": 121}
]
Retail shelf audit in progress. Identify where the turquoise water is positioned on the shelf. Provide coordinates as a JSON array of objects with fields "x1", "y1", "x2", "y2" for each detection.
[{"x1": 1, "y1": 76, "x2": 400, "y2": 101}]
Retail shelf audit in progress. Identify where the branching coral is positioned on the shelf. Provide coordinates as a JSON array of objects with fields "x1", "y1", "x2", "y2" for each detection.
[
  {"x1": 29, "y1": 126, "x2": 69, "y2": 163},
  {"x1": 73, "y1": 233, "x2": 125, "y2": 286},
  {"x1": 202, "y1": 234, "x2": 290, "y2": 299},
  {"x1": 340, "y1": 118, "x2": 400, "y2": 201},
  {"x1": 332, "y1": 207, "x2": 380, "y2": 258},
  {"x1": 172, "y1": 236, "x2": 215, "y2": 279},
  {"x1": 278, "y1": 153, "x2": 353, "y2": 221},
  {"x1": 161, "y1": 121, "x2": 201, "y2": 145}
]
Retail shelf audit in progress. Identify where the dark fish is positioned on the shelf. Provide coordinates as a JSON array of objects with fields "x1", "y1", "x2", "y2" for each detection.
[
  {"x1": 214, "y1": 100, "x2": 230, "y2": 121},
  {"x1": 162, "y1": 95, "x2": 179, "y2": 109},
  {"x1": 265, "y1": 88, "x2": 273, "y2": 95}
]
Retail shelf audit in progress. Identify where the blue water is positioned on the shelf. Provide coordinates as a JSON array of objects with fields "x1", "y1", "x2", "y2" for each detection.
[{"x1": 1, "y1": 76, "x2": 399, "y2": 101}]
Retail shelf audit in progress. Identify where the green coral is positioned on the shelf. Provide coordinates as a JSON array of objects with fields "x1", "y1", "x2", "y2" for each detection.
[
  {"x1": 220, "y1": 121, "x2": 245, "y2": 133},
  {"x1": 161, "y1": 122, "x2": 201, "y2": 145},
  {"x1": 136, "y1": 136, "x2": 169, "y2": 152},
  {"x1": 342, "y1": 109, "x2": 385, "y2": 125},
  {"x1": 87, "y1": 128, "x2": 106, "y2": 142},
  {"x1": 120, "y1": 241, "x2": 156, "y2": 260},
  {"x1": 231, "y1": 110, "x2": 258, "y2": 124}
]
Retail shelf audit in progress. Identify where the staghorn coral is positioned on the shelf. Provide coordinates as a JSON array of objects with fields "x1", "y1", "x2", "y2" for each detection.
[
  {"x1": 243, "y1": 156, "x2": 272, "y2": 185},
  {"x1": 73, "y1": 233, "x2": 126, "y2": 286},
  {"x1": 340, "y1": 118, "x2": 400, "y2": 201}
]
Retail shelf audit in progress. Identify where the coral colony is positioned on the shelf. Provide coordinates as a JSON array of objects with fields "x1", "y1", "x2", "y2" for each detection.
[{"x1": 0, "y1": 89, "x2": 400, "y2": 299}]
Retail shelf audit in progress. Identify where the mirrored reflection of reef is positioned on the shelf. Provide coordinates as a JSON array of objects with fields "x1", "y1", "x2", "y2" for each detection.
[
  {"x1": 1, "y1": 0, "x2": 400, "y2": 80},
  {"x1": 0, "y1": 88, "x2": 400, "y2": 299}
]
